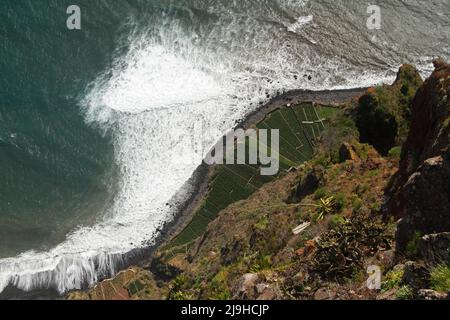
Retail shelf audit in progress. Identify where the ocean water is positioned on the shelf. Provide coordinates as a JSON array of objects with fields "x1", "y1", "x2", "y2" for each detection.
[{"x1": 0, "y1": 0, "x2": 449, "y2": 295}]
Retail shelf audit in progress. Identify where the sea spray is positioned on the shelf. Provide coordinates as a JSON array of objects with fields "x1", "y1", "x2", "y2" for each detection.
[{"x1": 0, "y1": 0, "x2": 448, "y2": 295}]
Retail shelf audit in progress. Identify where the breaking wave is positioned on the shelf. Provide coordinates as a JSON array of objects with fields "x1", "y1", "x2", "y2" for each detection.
[{"x1": 0, "y1": 0, "x2": 448, "y2": 295}]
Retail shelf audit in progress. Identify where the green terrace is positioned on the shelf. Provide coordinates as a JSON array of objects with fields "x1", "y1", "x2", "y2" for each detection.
[{"x1": 164, "y1": 103, "x2": 338, "y2": 254}]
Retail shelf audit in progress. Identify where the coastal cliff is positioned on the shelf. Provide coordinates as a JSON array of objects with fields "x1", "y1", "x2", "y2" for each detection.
[{"x1": 68, "y1": 60, "x2": 450, "y2": 300}]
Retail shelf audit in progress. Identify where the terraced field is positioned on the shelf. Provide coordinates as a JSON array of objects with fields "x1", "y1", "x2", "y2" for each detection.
[{"x1": 165, "y1": 103, "x2": 337, "y2": 252}]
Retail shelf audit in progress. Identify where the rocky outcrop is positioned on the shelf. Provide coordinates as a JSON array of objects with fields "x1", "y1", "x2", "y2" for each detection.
[
  {"x1": 387, "y1": 59, "x2": 450, "y2": 255},
  {"x1": 339, "y1": 143, "x2": 360, "y2": 162},
  {"x1": 419, "y1": 232, "x2": 450, "y2": 265},
  {"x1": 417, "y1": 289, "x2": 449, "y2": 301},
  {"x1": 355, "y1": 64, "x2": 423, "y2": 155},
  {"x1": 288, "y1": 169, "x2": 322, "y2": 203}
]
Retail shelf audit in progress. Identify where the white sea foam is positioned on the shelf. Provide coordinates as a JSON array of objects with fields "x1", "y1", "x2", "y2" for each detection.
[
  {"x1": 288, "y1": 15, "x2": 314, "y2": 33},
  {"x1": 0, "y1": 3, "x2": 443, "y2": 295}
]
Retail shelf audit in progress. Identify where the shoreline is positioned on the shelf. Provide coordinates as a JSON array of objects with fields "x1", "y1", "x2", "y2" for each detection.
[
  {"x1": 149, "y1": 87, "x2": 368, "y2": 264},
  {"x1": 0, "y1": 87, "x2": 368, "y2": 300}
]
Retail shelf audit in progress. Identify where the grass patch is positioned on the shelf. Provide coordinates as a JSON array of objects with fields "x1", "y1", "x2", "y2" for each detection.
[
  {"x1": 382, "y1": 269, "x2": 404, "y2": 292},
  {"x1": 388, "y1": 146, "x2": 402, "y2": 159},
  {"x1": 405, "y1": 231, "x2": 422, "y2": 258},
  {"x1": 430, "y1": 264, "x2": 450, "y2": 293},
  {"x1": 314, "y1": 187, "x2": 327, "y2": 200},
  {"x1": 396, "y1": 286, "x2": 413, "y2": 300}
]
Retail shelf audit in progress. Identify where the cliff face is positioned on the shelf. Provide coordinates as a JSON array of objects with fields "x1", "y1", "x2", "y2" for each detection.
[
  {"x1": 355, "y1": 65, "x2": 423, "y2": 155},
  {"x1": 386, "y1": 59, "x2": 450, "y2": 257},
  {"x1": 67, "y1": 61, "x2": 450, "y2": 301}
]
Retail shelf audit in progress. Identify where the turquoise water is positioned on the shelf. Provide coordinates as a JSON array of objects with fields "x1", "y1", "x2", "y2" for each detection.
[
  {"x1": 0, "y1": 0, "x2": 448, "y2": 295},
  {"x1": 0, "y1": 0, "x2": 124, "y2": 257}
]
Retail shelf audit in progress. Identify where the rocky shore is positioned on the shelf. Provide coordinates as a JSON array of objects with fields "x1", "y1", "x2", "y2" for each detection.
[{"x1": 68, "y1": 59, "x2": 450, "y2": 301}]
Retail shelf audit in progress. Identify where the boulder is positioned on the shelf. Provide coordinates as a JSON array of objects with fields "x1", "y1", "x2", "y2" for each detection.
[
  {"x1": 402, "y1": 261, "x2": 429, "y2": 290},
  {"x1": 339, "y1": 143, "x2": 360, "y2": 162},
  {"x1": 417, "y1": 289, "x2": 449, "y2": 300},
  {"x1": 233, "y1": 273, "x2": 259, "y2": 299},
  {"x1": 419, "y1": 232, "x2": 450, "y2": 265},
  {"x1": 395, "y1": 156, "x2": 450, "y2": 253},
  {"x1": 314, "y1": 287, "x2": 337, "y2": 300},
  {"x1": 256, "y1": 284, "x2": 282, "y2": 300},
  {"x1": 289, "y1": 171, "x2": 321, "y2": 203}
]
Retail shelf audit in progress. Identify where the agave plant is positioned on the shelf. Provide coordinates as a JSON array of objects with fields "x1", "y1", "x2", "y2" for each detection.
[{"x1": 316, "y1": 196, "x2": 336, "y2": 221}]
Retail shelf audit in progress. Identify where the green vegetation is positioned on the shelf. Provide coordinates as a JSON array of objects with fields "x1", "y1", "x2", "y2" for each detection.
[
  {"x1": 313, "y1": 187, "x2": 327, "y2": 200},
  {"x1": 208, "y1": 270, "x2": 232, "y2": 300},
  {"x1": 351, "y1": 197, "x2": 363, "y2": 211},
  {"x1": 405, "y1": 231, "x2": 422, "y2": 258},
  {"x1": 315, "y1": 196, "x2": 336, "y2": 221},
  {"x1": 166, "y1": 103, "x2": 334, "y2": 253},
  {"x1": 249, "y1": 255, "x2": 272, "y2": 273},
  {"x1": 317, "y1": 105, "x2": 339, "y2": 120},
  {"x1": 320, "y1": 109, "x2": 360, "y2": 163},
  {"x1": 313, "y1": 213, "x2": 392, "y2": 281},
  {"x1": 430, "y1": 264, "x2": 450, "y2": 293},
  {"x1": 381, "y1": 269, "x2": 404, "y2": 292},
  {"x1": 328, "y1": 214, "x2": 347, "y2": 231},
  {"x1": 334, "y1": 193, "x2": 346, "y2": 212},
  {"x1": 388, "y1": 146, "x2": 402, "y2": 159},
  {"x1": 355, "y1": 65, "x2": 423, "y2": 155},
  {"x1": 396, "y1": 286, "x2": 414, "y2": 300}
]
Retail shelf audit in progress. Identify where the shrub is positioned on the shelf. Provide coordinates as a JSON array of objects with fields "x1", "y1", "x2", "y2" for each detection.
[
  {"x1": 381, "y1": 269, "x2": 404, "y2": 292},
  {"x1": 314, "y1": 188, "x2": 327, "y2": 200},
  {"x1": 405, "y1": 231, "x2": 422, "y2": 258},
  {"x1": 351, "y1": 197, "x2": 363, "y2": 212},
  {"x1": 334, "y1": 193, "x2": 346, "y2": 212},
  {"x1": 430, "y1": 264, "x2": 450, "y2": 293},
  {"x1": 388, "y1": 146, "x2": 402, "y2": 159},
  {"x1": 396, "y1": 286, "x2": 413, "y2": 300},
  {"x1": 328, "y1": 215, "x2": 347, "y2": 231},
  {"x1": 312, "y1": 213, "x2": 392, "y2": 281},
  {"x1": 249, "y1": 255, "x2": 272, "y2": 273}
]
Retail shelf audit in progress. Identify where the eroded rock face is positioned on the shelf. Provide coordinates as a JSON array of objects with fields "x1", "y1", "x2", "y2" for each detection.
[
  {"x1": 233, "y1": 273, "x2": 259, "y2": 299},
  {"x1": 402, "y1": 261, "x2": 429, "y2": 290},
  {"x1": 395, "y1": 156, "x2": 450, "y2": 252},
  {"x1": 419, "y1": 232, "x2": 450, "y2": 265},
  {"x1": 339, "y1": 143, "x2": 360, "y2": 163},
  {"x1": 355, "y1": 64, "x2": 423, "y2": 155},
  {"x1": 288, "y1": 170, "x2": 322, "y2": 203},
  {"x1": 417, "y1": 289, "x2": 449, "y2": 301},
  {"x1": 387, "y1": 59, "x2": 450, "y2": 255}
]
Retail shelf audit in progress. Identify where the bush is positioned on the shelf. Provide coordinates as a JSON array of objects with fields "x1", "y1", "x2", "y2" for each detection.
[
  {"x1": 405, "y1": 231, "x2": 422, "y2": 258},
  {"x1": 328, "y1": 215, "x2": 347, "y2": 231},
  {"x1": 351, "y1": 197, "x2": 363, "y2": 212},
  {"x1": 356, "y1": 92, "x2": 398, "y2": 156},
  {"x1": 381, "y1": 269, "x2": 404, "y2": 292},
  {"x1": 334, "y1": 193, "x2": 346, "y2": 212},
  {"x1": 388, "y1": 146, "x2": 402, "y2": 159},
  {"x1": 430, "y1": 264, "x2": 450, "y2": 293},
  {"x1": 249, "y1": 255, "x2": 272, "y2": 273},
  {"x1": 396, "y1": 286, "x2": 413, "y2": 300},
  {"x1": 312, "y1": 213, "x2": 392, "y2": 281},
  {"x1": 314, "y1": 188, "x2": 327, "y2": 200}
]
